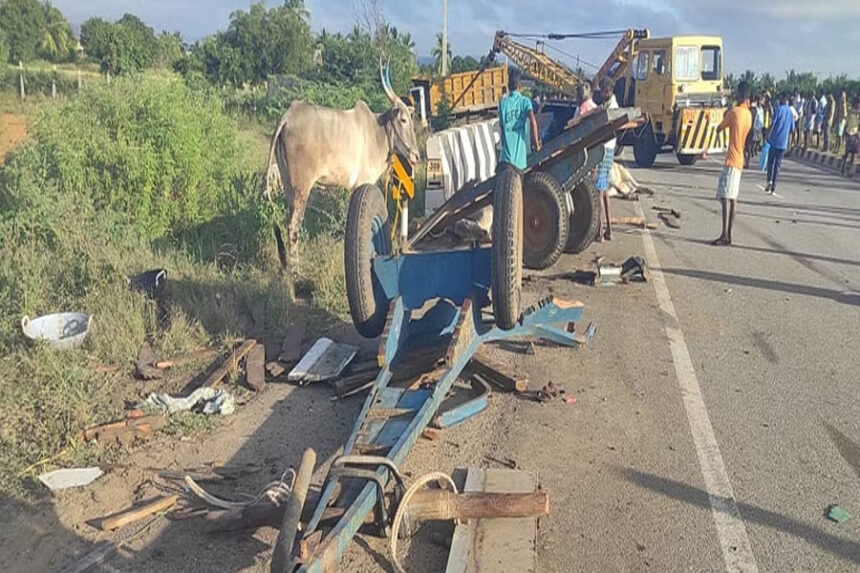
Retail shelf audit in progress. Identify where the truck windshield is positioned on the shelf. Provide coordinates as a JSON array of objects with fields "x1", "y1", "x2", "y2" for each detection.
[
  {"x1": 673, "y1": 46, "x2": 698, "y2": 82},
  {"x1": 701, "y1": 46, "x2": 721, "y2": 81}
]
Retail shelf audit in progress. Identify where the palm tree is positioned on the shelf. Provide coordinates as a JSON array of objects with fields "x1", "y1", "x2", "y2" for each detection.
[
  {"x1": 431, "y1": 33, "x2": 451, "y2": 75},
  {"x1": 40, "y1": 2, "x2": 72, "y2": 62}
]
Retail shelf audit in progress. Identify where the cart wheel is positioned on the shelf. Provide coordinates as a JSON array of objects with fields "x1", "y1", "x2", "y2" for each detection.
[
  {"x1": 491, "y1": 168, "x2": 523, "y2": 330},
  {"x1": 565, "y1": 178, "x2": 600, "y2": 254},
  {"x1": 633, "y1": 124, "x2": 658, "y2": 167},
  {"x1": 676, "y1": 153, "x2": 698, "y2": 166},
  {"x1": 522, "y1": 171, "x2": 568, "y2": 270},
  {"x1": 345, "y1": 184, "x2": 392, "y2": 338}
]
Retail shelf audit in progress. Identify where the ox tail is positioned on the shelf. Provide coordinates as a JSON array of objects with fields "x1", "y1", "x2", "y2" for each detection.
[{"x1": 265, "y1": 114, "x2": 290, "y2": 269}]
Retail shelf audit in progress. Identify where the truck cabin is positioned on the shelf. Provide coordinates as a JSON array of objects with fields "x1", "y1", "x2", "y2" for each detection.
[{"x1": 617, "y1": 36, "x2": 725, "y2": 109}]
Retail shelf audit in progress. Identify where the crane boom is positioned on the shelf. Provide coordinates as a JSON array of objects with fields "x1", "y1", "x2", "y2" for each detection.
[
  {"x1": 492, "y1": 31, "x2": 581, "y2": 97},
  {"x1": 592, "y1": 28, "x2": 649, "y2": 88}
]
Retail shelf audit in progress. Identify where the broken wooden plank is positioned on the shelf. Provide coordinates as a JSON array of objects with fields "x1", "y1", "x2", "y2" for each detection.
[
  {"x1": 446, "y1": 468, "x2": 539, "y2": 573},
  {"x1": 406, "y1": 490, "x2": 548, "y2": 521},
  {"x1": 100, "y1": 495, "x2": 178, "y2": 531},
  {"x1": 279, "y1": 303, "x2": 309, "y2": 364},
  {"x1": 469, "y1": 349, "x2": 528, "y2": 393},
  {"x1": 288, "y1": 338, "x2": 358, "y2": 385},
  {"x1": 79, "y1": 414, "x2": 164, "y2": 445},
  {"x1": 202, "y1": 339, "x2": 257, "y2": 389},
  {"x1": 422, "y1": 428, "x2": 442, "y2": 441},
  {"x1": 245, "y1": 344, "x2": 266, "y2": 392},
  {"x1": 155, "y1": 348, "x2": 219, "y2": 370}
]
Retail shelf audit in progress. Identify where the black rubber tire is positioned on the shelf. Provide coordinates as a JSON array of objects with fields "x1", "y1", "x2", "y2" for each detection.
[
  {"x1": 491, "y1": 168, "x2": 523, "y2": 331},
  {"x1": 522, "y1": 171, "x2": 568, "y2": 270},
  {"x1": 633, "y1": 125, "x2": 658, "y2": 167},
  {"x1": 564, "y1": 178, "x2": 600, "y2": 253},
  {"x1": 345, "y1": 184, "x2": 392, "y2": 338},
  {"x1": 677, "y1": 153, "x2": 698, "y2": 166}
]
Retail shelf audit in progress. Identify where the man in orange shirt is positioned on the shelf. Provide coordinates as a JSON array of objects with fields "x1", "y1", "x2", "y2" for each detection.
[{"x1": 712, "y1": 81, "x2": 752, "y2": 246}]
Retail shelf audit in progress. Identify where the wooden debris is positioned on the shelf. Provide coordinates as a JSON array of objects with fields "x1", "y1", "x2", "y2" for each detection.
[
  {"x1": 60, "y1": 540, "x2": 117, "y2": 573},
  {"x1": 245, "y1": 344, "x2": 266, "y2": 392},
  {"x1": 421, "y1": 428, "x2": 442, "y2": 441},
  {"x1": 297, "y1": 530, "x2": 323, "y2": 563},
  {"x1": 445, "y1": 468, "x2": 540, "y2": 573},
  {"x1": 79, "y1": 414, "x2": 164, "y2": 445},
  {"x1": 202, "y1": 339, "x2": 257, "y2": 389},
  {"x1": 100, "y1": 495, "x2": 178, "y2": 531},
  {"x1": 279, "y1": 303, "x2": 309, "y2": 364},
  {"x1": 469, "y1": 349, "x2": 528, "y2": 393},
  {"x1": 331, "y1": 371, "x2": 378, "y2": 397},
  {"x1": 406, "y1": 489, "x2": 548, "y2": 521},
  {"x1": 155, "y1": 348, "x2": 219, "y2": 370},
  {"x1": 266, "y1": 361, "x2": 287, "y2": 378}
]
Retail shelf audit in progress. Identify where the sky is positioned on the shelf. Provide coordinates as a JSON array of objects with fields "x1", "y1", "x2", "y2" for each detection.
[{"x1": 53, "y1": 0, "x2": 860, "y2": 77}]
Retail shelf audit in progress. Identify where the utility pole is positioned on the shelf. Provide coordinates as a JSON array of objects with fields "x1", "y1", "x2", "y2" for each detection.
[{"x1": 441, "y1": 0, "x2": 448, "y2": 76}]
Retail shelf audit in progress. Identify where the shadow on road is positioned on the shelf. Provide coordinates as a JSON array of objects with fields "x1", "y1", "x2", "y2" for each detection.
[
  {"x1": 660, "y1": 268, "x2": 860, "y2": 306},
  {"x1": 824, "y1": 422, "x2": 860, "y2": 481},
  {"x1": 618, "y1": 467, "x2": 860, "y2": 566}
]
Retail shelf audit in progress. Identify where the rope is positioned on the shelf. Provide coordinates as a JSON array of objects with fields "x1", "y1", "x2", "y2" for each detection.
[
  {"x1": 389, "y1": 472, "x2": 459, "y2": 573},
  {"x1": 184, "y1": 467, "x2": 296, "y2": 510}
]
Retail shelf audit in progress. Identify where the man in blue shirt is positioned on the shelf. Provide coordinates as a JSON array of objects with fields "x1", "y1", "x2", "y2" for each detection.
[
  {"x1": 765, "y1": 93, "x2": 795, "y2": 194},
  {"x1": 498, "y1": 68, "x2": 541, "y2": 172}
]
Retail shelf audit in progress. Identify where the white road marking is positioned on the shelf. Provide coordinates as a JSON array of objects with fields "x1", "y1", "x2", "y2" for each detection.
[
  {"x1": 634, "y1": 204, "x2": 759, "y2": 573},
  {"x1": 755, "y1": 184, "x2": 765, "y2": 191}
]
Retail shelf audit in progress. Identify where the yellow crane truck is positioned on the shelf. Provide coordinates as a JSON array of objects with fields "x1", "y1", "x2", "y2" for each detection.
[{"x1": 491, "y1": 29, "x2": 729, "y2": 167}]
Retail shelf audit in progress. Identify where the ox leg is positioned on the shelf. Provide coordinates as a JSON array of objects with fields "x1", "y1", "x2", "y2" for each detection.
[{"x1": 286, "y1": 193, "x2": 309, "y2": 278}]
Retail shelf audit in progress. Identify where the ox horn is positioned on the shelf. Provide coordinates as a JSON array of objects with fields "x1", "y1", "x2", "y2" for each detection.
[{"x1": 380, "y1": 58, "x2": 398, "y2": 104}]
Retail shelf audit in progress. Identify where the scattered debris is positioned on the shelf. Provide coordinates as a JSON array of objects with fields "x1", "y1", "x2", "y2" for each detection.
[
  {"x1": 421, "y1": 428, "x2": 442, "y2": 441},
  {"x1": 653, "y1": 206, "x2": 681, "y2": 229},
  {"x1": 572, "y1": 256, "x2": 649, "y2": 286},
  {"x1": 129, "y1": 268, "x2": 167, "y2": 297},
  {"x1": 470, "y1": 349, "x2": 528, "y2": 392},
  {"x1": 266, "y1": 361, "x2": 287, "y2": 378},
  {"x1": 537, "y1": 381, "x2": 561, "y2": 402},
  {"x1": 201, "y1": 339, "x2": 257, "y2": 389},
  {"x1": 610, "y1": 216, "x2": 659, "y2": 229},
  {"x1": 39, "y1": 467, "x2": 103, "y2": 491},
  {"x1": 60, "y1": 540, "x2": 117, "y2": 573},
  {"x1": 483, "y1": 455, "x2": 517, "y2": 469},
  {"x1": 143, "y1": 387, "x2": 236, "y2": 415},
  {"x1": 134, "y1": 343, "x2": 165, "y2": 380},
  {"x1": 279, "y1": 303, "x2": 309, "y2": 364},
  {"x1": 609, "y1": 163, "x2": 656, "y2": 199},
  {"x1": 245, "y1": 344, "x2": 266, "y2": 392},
  {"x1": 288, "y1": 337, "x2": 358, "y2": 385},
  {"x1": 565, "y1": 395, "x2": 577, "y2": 405},
  {"x1": 525, "y1": 342, "x2": 536, "y2": 355},
  {"x1": 826, "y1": 504, "x2": 850, "y2": 523},
  {"x1": 100, "y1": 495, "x2": 178, "y2": 531},
  {"x1": 155, "y1": 348, "x2": 219, "y2": 370},
  {"x1": 80, "y1": 414, "x2": 164, "y2": 445}
]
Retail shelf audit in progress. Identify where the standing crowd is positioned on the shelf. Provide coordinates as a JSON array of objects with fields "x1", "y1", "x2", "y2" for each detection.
[{"x1": 745, "y1": 88, "x2": 860, "y2": 178}]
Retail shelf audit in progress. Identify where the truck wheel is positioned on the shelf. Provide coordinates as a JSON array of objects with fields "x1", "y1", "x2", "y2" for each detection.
[
  {"x1": 676, "y1": 153, "x2": 698, "y2": 166},
  {"x1": 633, "y1": 125, "x2": 658, "y2": 167},
  {"x1": 345, "y1": 184, "x2": 392, "y2": 338},
  {"x1": 491, "y1": 168, "x2": 523, "y2": 330},
  {"x1": 522, "y1": 171, "x2": 568, "y2": 270},
  {"x1": 565, "y1": 178, "x2": 600, "y2": 254}
]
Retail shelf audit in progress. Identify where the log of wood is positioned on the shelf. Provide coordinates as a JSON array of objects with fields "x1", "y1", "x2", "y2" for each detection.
[
  {"x1": 100, "y1": 495, "x2": 178, "y2": 531},
  {"x1": 279, "y1": 304, "x2": 309, "y2": 364},
  {"x1": 469, "y1": 350, "x2": 528, "y2": 393},
  {"x1": 80, "y1": 414, "x2": 164, "y2": 445},
  {"x1": 245, "y1": 344, "x2": 266, "y2": 392},
  {"x1": 406, "y1": 490, "x2": 548, "y2": 521},
  {"x1": 202, "y1": 339, "x2": 257, "y2": 389}
]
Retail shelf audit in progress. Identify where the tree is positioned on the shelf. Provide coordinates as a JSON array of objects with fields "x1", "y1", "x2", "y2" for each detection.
[
  {"x1": 39, "y1": 2, "x2": 74, "y2": 62},
  {"x1": 155, "y1": 31, "x2": 184, "y2": 69},
  {"x1": 80, "y1": 17, "x2": 112, "y2": 60},
  {"x1": 450, "y1": 55, "x2": 480, "y2": 74},
  {"x1": 431, "y1": 33, "x2": 451, "y2": 75},
  {"x1": 80, "y1": 13, "x2": 157, "y2": 75},
  {"x1": 0, "y1": 0, "x2": 47, "y2": 63}
]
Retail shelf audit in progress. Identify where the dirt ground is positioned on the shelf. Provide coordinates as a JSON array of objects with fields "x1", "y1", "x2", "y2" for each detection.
[{"x1": 0, "y1": 113, "x2": 28, "y2": 162}]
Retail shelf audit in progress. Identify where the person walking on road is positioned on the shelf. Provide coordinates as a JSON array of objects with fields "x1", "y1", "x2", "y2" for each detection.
[
  {"x1": 803, "y1": 91, "x2": 817, "y2": 150},
  {"x1": 815, "y1": 91, "x2": 827, "y2": 149},
  {"x1": 835, "y1": 89, "x2": 848, "y2": 154},
  {"x1": 840, "y1": 97, "x2": 859, "y2": 177},
  {"x1": 497, "y1": 68, "x2": 542, "y2": 175},
  {"x1": 595, "y1": 78, "x2": 618, "y2": 242},
  {"x1": 765, "y1": 93, "x2": 796, "y2": 194},
  {"x1": 712, "y1": 81, "x2": 752, "y2": 246}
]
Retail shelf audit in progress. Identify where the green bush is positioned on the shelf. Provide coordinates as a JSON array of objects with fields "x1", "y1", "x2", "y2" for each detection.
[{"x1": 18, "y1": 73, "x2": 253, "y2": 238}]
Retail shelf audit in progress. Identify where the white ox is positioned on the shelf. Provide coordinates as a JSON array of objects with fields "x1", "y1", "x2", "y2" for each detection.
[{"x1": 266, "y1": 62, "x2": 421, "y2": 270}]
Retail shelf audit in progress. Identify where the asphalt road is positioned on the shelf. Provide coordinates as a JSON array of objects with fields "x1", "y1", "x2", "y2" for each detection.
[{"x1": 488, "y1": 152, "x2": 860, "y2": 573}]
